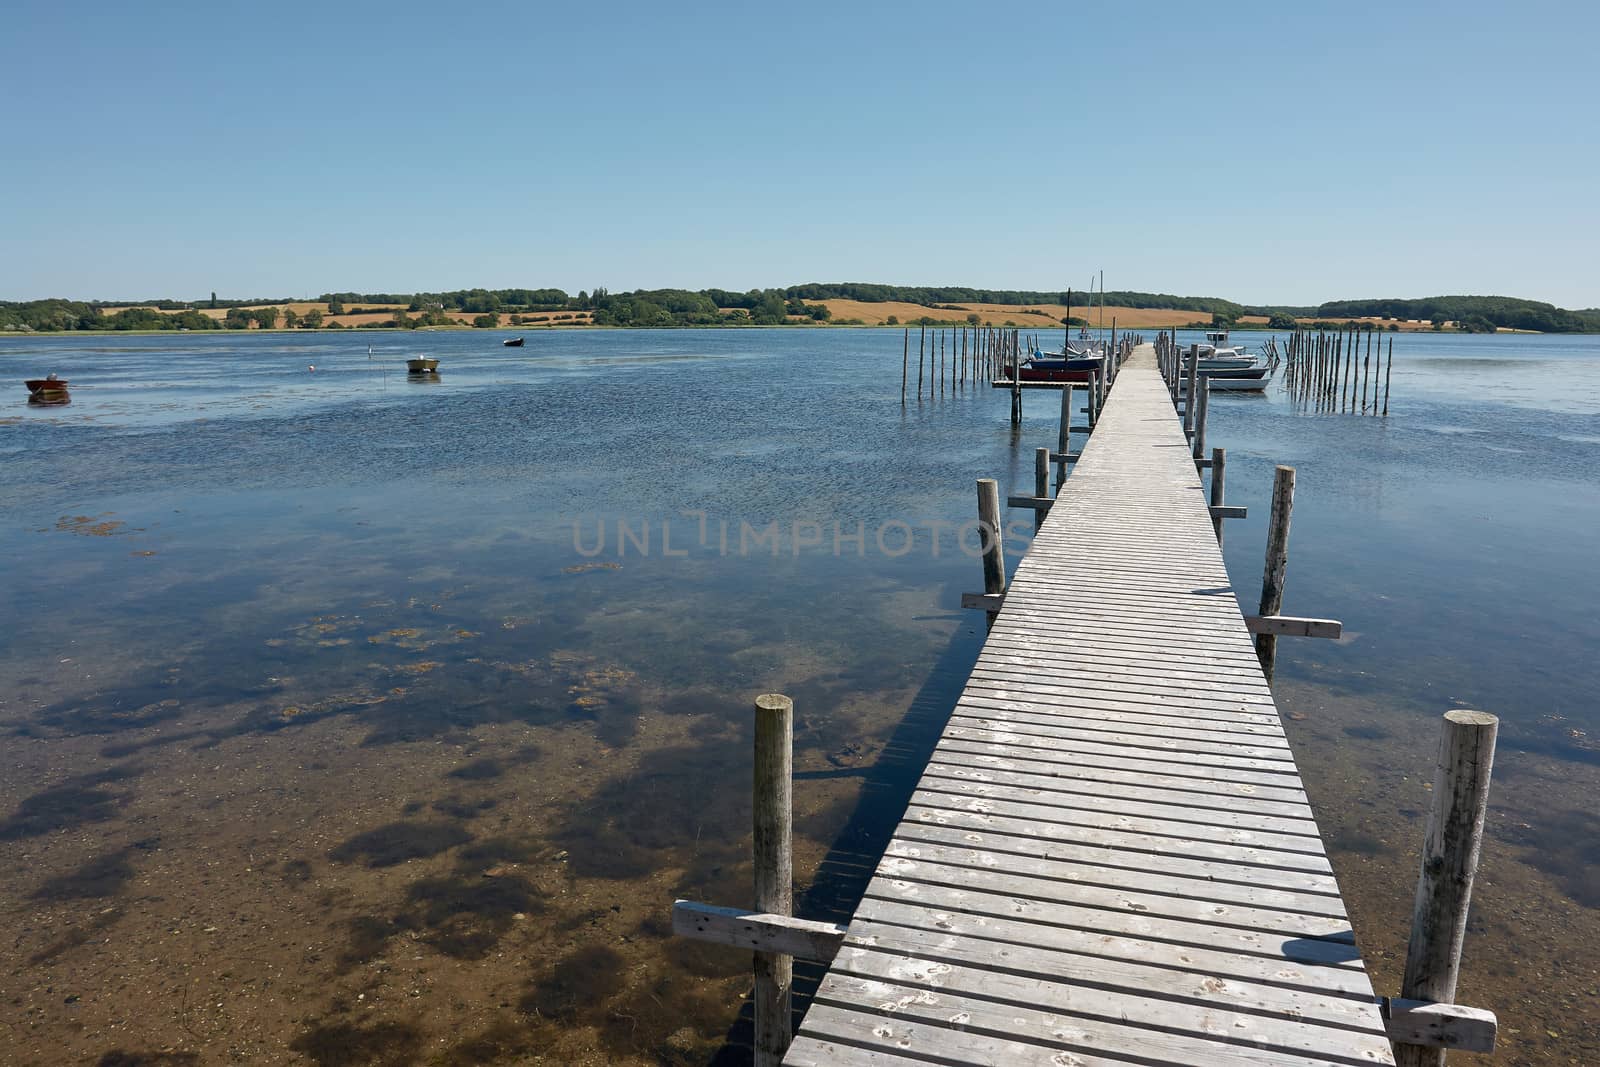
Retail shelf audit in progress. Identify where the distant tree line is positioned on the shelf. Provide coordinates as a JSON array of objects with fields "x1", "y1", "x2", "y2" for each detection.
[
  {"x1": 0, "y1": 300, "x2": 228, "y2": 332},
  {"x1": 1311, "y1": 296, "x2": 1599, "y2": 333},
  {"x1": 8, "y1": 288, "x2": 1599, "y2": 333}
]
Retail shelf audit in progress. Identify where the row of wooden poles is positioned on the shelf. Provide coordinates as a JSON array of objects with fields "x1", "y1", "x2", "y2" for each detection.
[
  {"x1": 674, "y1": 337, "x2": 1496, "y2": 1065},
  {"x1": 1265, "y1": 326, "x2": 1396, "y2": 415},
  {"x1": 898, "y1": 321, "x2": 1137, "y2": 413},
  {"x1": 900, "y1": 324, "x2": 1011, "y2": 402}
]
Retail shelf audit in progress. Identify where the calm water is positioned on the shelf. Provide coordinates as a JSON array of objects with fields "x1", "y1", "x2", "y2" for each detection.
[{"x1": 1, "y1": 327, "x2": 1596, "y2": 1065}]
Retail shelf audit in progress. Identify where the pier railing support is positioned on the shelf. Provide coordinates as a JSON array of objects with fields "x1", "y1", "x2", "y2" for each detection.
[
  {"x1": 977, "y1": 478, "x2": 1006, "y2": 626},
  {"x1": 1183, "y1": 346, "x2": 1199, "y2": 438},
  {"x1": 752, "y1": 693, "x2": 795, "y2": 1067},
  {"x1": 1056, "y1": 382, "x2": 1074, "y2": 491},
  {"x1": 1394, "y1": 710, "x2": 1500, "y2": 1067},
  {"x1": 1192, "y1": 378, "x2": 1210, "y2": 461},
  {"x1": 1255, "y1": 465, "x2": 1296, "y2": 681},
  {"x1": 1209, "y1": 447, "x2": 1226, "y2": 545}
]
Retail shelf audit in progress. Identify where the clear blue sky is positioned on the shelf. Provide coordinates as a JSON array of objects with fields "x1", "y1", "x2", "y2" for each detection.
[{"x1": 4, "y1": 1, "x2": 1596, "y2": 307}]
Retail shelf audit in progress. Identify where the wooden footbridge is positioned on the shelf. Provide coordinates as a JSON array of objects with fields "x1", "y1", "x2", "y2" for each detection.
[{"x1": 675, "y1": 341, "x2": 1497, "y2": 1066}]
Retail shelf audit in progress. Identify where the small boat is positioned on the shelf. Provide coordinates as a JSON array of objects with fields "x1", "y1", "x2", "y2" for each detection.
[
  {"x1": 406, "y1": 357, "x2": 440, "y2": 373},
  {"x1": 1015, "y1": 351, "x2": 1104, "y2": 383},
  {"x1": 1199, "y1": 365, "x2": 1270, "y2": 380},
  {"x1": 25, "y1": 377, "x2": 71, "y2": 406},
  {"x1": 502, "y1": 337, "x2": 525, "y2": 347},
  {"x1": 25, "y1": 375, "x2": 71, "y2": 404},
  {"x1": 1194, "y1": 329, "x2": 1251, "y2": 361}
]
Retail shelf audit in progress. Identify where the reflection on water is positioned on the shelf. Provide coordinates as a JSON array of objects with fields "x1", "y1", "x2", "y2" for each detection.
[{"x1": 2, "y1": 327, "x2": 1598, "y2": 1064}]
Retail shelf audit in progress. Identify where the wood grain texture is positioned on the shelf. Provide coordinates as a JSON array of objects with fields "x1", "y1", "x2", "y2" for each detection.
[{"x1": 784, "y1": 345, "x2": 1392, "y2": 1065}]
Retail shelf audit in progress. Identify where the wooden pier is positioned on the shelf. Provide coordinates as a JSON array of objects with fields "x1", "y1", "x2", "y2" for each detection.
[{"x1": 783, "y1": 344, "x2": 1396, "y2": 1065}]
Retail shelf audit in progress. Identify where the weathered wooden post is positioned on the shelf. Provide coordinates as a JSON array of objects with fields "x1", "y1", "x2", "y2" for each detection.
[
  {"x1": 1183, "y1": 345, "x2": 1199, "y2": 438},
  {"x1": 1033, "y1": 447, "x2": 1050, "y2": 531},
  {"x1": 1086, "y1": 368, "x2": 1100, "y2": 429},
  {"x1": 1109, "y1": 317, "x2": 1118, "y2": 382},
  {"x1": 1192, "y1": 377, "x2": 1210, "y2": 461},
  {"x1": 901, "y1": 328, "x2": 908, "y2": 405},
  {"x1": 1010, "y1": 333, "x2": 1022, "y2": 424},
  {"x1": 1056, "y1": 382, "x2": 1073, "y2": 490},
  {"x1": 1209, "y1": 447, "x2": 1226, "y2": 546},
  {"x1": 752, "y1": 693, "x2": 794, "y2": 1066},
  {"x1": 917, "y1": 325, "x2": 925, "y2": 400},
  {"x1": 977, "y1": 478, "x2": 1006, "y2": 626},
  {"x1": 1394, "y1": 710, "x2": 1499, "y2": 1067},
  {"x1": 1384, "y1": 337, "x2": 1394, "y2": 416},
  {"x1": 1255, "y1": 465, "x2": 1296, "y2": 681}
]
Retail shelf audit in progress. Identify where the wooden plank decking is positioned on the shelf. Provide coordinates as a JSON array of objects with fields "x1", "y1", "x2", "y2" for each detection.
[{"x1": 784, "y1": 345, "x2": 1394, "y2": 1066}]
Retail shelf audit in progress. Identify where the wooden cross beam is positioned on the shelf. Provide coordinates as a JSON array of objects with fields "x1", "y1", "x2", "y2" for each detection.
[
  {"x1": 1381, "y1": 997, "x2": 1497, "y2": 1053},
  {"x1": 672, "y1": 900, "x2": 845, "y2": 963},
  {"x1": 1244, "y1": 615, "x2": 1342, "y2": 639}
]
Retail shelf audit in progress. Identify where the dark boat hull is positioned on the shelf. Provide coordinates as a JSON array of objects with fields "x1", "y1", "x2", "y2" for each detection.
[
  {"x1": 1015, "y1": 355, "x2": 1104, "y2": 384},
  {"x1": 502, "y1": 337, "x2": 525, "y2": 347}
]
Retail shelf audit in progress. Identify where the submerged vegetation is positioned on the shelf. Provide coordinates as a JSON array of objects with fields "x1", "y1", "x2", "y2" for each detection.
[{"x1": 4, "y1": 286, "x2": 1597, "y2": 333}]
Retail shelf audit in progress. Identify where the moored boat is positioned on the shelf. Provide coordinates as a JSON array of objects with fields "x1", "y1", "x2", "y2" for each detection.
[
  {"x1": 502, "y1": 337, "x2": 525, "y2": 347},
  {"x1": 406, "y1": 357, "x2": 440, "y2": 373},
  {"x1": 25, "y1": 375, "x2": 71, "y2": 403},
  {"x1": 1016, "y1": 351, "x2": 1105, "y2": 383},
  {"x1": 1199, "y1": 364, "x2": 1270, "y2": 380}
]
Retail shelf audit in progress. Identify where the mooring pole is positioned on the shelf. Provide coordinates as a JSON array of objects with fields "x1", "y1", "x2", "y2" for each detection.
[
  {"x1": 1209, "y1": 447, "x2": 1226, "y2": 546},
  {"x1": 1384, "y1": 337, "x2": 1394, "y2": 416},
  {"x1": 752, "y1": 693, "x2": 794, "y2": 1067},
  {"x1": 1255, "y1": 465, "x2": 1296, "y2": 681},
  {"x1": 1010, "y1": 333, "x2": 1022, "y2": 424},
  {"x1": 901, "y1": 328, "x2": 908, "y2": 405},
  {"x1": 917, "y1": 325, "x2": 925, "y2": 401},
  {"x1": 977, "y1": 478, "x2": 1006, "y2": 626},
  {"x1": 1395, "y1": 710, "x2": 1499, "y2": 1067},
  {"x1": 1192, "y1": 377, "x2": 1210, "y2": 461},
  {"x1": 1056, "y1": 382, "x2": 1073, "y2": 491},
  {"x1": 1183, "y1": 345, "x2": 1200, "y2": 439}
]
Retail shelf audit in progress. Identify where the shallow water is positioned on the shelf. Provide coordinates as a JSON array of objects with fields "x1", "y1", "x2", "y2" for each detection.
[{"x1": 1, "y1": 326, "x2": 1596, "y2": 1064}]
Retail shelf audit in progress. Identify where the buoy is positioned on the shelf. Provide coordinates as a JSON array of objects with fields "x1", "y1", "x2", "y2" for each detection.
[{"x1": 308, "y1": 364, "x2": 316, "y2": 372}]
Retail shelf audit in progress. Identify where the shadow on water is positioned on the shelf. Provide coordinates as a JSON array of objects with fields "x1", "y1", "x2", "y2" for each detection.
[
  {"x1": 711, "y1": 614, "x2": 984, "y2": 1061},
  {"x1": 0, "y1": 765, "x2": 142, "y2": 841}
]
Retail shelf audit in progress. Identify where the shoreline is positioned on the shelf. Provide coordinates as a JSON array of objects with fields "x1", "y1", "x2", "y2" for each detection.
[{"x1": 2, "y1": 321, "x2": 1580, "y2": 337}]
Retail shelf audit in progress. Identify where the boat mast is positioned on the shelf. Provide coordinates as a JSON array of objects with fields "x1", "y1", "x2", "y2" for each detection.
[
  {"x1": 1098, "y1": 269, "x2": 1105, "y2": 345},
  {"x1": 1064, "y1": 288, "x2": 1072, "y2": 352}
]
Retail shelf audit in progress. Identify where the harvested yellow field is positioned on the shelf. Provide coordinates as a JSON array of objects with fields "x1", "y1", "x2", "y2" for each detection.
[{"x1": 814, "y1": 299, "x2": 1220, "y2": 329}]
